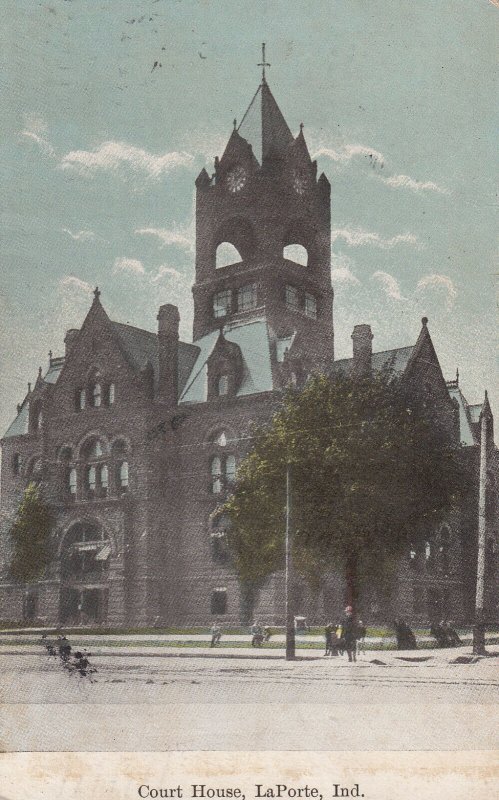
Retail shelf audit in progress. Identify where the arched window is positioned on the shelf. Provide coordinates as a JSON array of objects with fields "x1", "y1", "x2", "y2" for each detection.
[
  {"x1": 118, "y1": 461, "x2": 129, "y2": 492},
  {"x1": 75, "y1": 389, "x2": 86, "y2": 412},
  {"x1": 283, "y1": 244, "x2": 308, "y2": 266},
  {"x1": 12, "y1": 454, "x2": 20, "y2": 476},
  {"x1": 81, "y1": 438, "x2": 107, "y2": 498},
  {"x1": 92, "y1": 382, "x2": 102, "y2": 408},
  {"x1": 99, "y1": 464, "x2": 109, "y2": 495},
  {"x1": 68, "y1": 468, "x2": 77, "y2": 497},
  {"x1": 216, "y1": 242, "x2": 242, "y2": 269},
  {"x1": 218, "y1": 375, "x2": 229, "y2": 397},
  {"x1": 214, "y1": 431, "x2": 227, "y2": 447},
  {"x1": 211, "y1": 457, "x2": 222, "y2": 494},
  {"x1": 211, "y1": 587, "x2": 227, "y2": 615},
  {"x1": 211, "y1": 514, "x2": 231, "y2": 565}
]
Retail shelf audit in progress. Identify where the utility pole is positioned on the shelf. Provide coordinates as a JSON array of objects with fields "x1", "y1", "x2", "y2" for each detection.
[
  {"x1": 473, "y1": 393, "x2": 489, "y2": 655},
  {"x1": 285, "y1": 462, "x2": 295, "y2": 660}
]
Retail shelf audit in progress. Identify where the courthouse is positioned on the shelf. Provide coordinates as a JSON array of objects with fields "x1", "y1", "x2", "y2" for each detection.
[{"x1": 0, "y1": 66, "x2": 496, "y2": 627}]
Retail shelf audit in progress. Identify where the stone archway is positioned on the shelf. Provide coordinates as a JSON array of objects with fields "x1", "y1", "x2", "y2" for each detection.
[{"x1": 59, "y1": 521, "x2": 111, "y2": 626}]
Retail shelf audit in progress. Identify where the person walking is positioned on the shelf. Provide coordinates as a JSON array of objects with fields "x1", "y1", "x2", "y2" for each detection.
[
  {"x1": 210, "y1": 623, "x2": 221, "y2": 647},
  {"x1": 340, "y1": 606, "x2": 359, "y2": 663},
  {"x1": 324, "y1": 622, "x2": 334, "y2": 656}
]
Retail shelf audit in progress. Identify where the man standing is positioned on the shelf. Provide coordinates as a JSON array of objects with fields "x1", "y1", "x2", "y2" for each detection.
[{"x1": 340, "y1": 606, "x2": 359, "y2": 662}]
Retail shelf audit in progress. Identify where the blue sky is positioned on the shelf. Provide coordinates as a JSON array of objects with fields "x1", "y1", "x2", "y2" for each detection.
[{"x1": 0, "y1": 0, "x2": 497, "y2": 435}]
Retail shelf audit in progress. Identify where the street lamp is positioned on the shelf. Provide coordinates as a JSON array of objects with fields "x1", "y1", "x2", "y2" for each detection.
[
  {"x1": 285, "y1": 462, "x2": 295, "y2": 660},
  {"x1": 473, "y1": 391, "x2": 489, "y2": 656}
]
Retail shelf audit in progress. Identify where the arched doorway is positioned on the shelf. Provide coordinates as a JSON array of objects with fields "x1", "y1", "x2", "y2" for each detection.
[{"x1": 59, "y1": 521, "x2": 111, "y2": 625}]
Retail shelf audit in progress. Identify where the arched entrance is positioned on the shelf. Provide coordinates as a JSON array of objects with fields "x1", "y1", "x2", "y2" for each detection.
[{"x1": 59, "y1": 521, "x2": 111, "y2": 625}]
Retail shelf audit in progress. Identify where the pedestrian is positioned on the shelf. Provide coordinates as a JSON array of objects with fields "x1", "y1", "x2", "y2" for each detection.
[
  {"x1": 357, "y1": 619, "x2": 367, "y2": 657},
  {"x1": 210, "y1": 623, "x2": 221, "y2": 647},
  {"x1": 324, "y1": 622, "x2": 334, "y2": 656},
  {"x1": 430, "y1": 621, "x2": 449, "y2": 648},
  {"x1": 251, "y1": 621, "x2": 263, "y2": 646},
  {"x1": 394, "y1": 619, "x2": 417, "y2": 650},
  {"x1": 340, "y1": 606, "x2": 358, "y2": 663},
  {"x1": 263, "y1": 625, "x2": 272, "y2": 643},
  {"x1": 442, "y1": 620, "x2": 462, "y2": 647}
]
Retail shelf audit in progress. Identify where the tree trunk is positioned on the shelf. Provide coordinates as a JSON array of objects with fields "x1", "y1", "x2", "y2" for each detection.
[{"x1": 345, "y1": 554, "x2": 358, "y2": 611}]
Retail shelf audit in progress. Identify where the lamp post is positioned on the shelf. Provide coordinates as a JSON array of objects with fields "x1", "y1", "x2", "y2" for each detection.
[
  {"x1": 473, "y1": 393, "x2": 488, "y2": 656},
  {"x1": 285, "y1": 462, "x2": 295, "y2": 660}
]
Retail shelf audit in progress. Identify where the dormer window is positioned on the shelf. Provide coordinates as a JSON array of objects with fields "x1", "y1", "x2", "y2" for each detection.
[
  {"x1": 217, "y1": 375, "x2": 229, "y2": 397},
  {"x1": 237, "y1": 283, "x2": 257, "y2": 312},
  {"x1": 285, "y1": 285, "x2": 299, "y2": 309},
  {"x1": 213, "y1": 289, "x2": 231, "y2": 319},
  {"x1": 304, "y1": 292, "x2": 317, "y2": 319}
]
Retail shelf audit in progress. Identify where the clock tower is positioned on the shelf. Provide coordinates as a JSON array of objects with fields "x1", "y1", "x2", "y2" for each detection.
[{"x1": 192, "y1": 50, "x2": 334, "y2": 377}]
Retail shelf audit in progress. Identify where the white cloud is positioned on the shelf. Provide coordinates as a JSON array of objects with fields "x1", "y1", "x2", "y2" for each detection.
[
  {"x1": 331, "y1": 253, "x2": 361, "y2": 285},
  {"x1": 58, "y1": 276, "x2": 93, "y2": 296},
  {"x1": 331, "y1": 227, "x2": 419, "y2": 249},
  {"x1": 113, "y1": 257, "x2": 145, "y2": 275},
  {"x1": 381, "y1": 174, "x2": 450, "y2": 194},
  {"x1": 20, "y1": 115, "x2": 55, "y2": 158},
  {"x1": 371, "y1": 271, "x2": 404, "y2": 301},
  {"x1": 417, "y1": 274, "x2": 457, "y2": 310},
  {"x1": 61, "y1": 228, "x2": 96, "y2": 242},
  {"x1": 59, "y1": 141, "x2": 194, "y2": 179},
  {"x1": 313, "y1": 143, "x2": 384, "y2": 167},
  {"x1": 150, "y1": 265, "x2": 187, "y2": 285},
  {"x1": 135, "y1": 227, "x2": 194, "y2": 252}
]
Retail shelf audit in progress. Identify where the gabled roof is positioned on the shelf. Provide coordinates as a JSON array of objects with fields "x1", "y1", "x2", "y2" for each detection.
[
  {"x1": 330, "y1": 346, "x2": 415, "y2": 378},
  {"x1": 3, "y1": 403, "x2": 29, "y2": 439},
  {"x1": 179, "y1": 318, "x2": 274, "y2": 404},
  {"x1": 238, "y1": 80, "x2": 294, "y2": 164}
]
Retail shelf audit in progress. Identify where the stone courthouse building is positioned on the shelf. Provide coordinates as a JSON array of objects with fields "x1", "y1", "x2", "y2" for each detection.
[{"x1": 0, "y1": 67, "x2": 497, "y2": 628}]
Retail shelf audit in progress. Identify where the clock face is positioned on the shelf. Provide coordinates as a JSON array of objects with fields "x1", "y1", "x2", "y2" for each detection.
[
  {"x1": 226, "y1": 165, "x2": 247, "y2": 193},
  {"x1": 292, "y1": 169, "x2": 309, "y2": 195}
]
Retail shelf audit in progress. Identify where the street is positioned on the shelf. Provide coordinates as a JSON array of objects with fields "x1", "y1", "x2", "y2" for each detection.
[{"x1": 1, "y1": 649, "x2": 498, "y2": 751}]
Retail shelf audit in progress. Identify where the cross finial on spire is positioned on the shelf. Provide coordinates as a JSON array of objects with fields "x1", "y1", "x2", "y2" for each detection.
[
  {"x1": 93, "y1": 286, "x2": 100, "y2": 300},
  {"x1": 258, "y1": 42, "x2": 271, "y2": 83}
]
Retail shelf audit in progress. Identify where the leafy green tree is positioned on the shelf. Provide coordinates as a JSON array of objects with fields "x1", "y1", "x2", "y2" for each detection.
[
  {"x1": 223, "y1": 373, "x2": 466, "y2": 616},
  {"x1": 10, "y1": 482, "x2": 53, "y2": 584}
]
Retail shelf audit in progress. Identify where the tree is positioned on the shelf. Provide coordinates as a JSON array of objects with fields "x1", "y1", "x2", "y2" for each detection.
[
  {"x1": 10, "y1": 482, "x2": 53, "y2": 584},
  {"x1": 223, "y1": 372, "x2": 466, "y2": 619}
]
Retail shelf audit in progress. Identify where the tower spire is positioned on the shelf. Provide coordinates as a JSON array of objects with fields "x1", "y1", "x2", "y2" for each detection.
[{"x1": 258, "y1": 43, "x2": 271, "y2": 84}]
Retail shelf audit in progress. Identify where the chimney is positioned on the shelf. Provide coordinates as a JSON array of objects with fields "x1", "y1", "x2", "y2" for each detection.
[
  {"x1": 64, "y1": 329, "x2": 79, "y2": 356},
  {"x1": 157, "y1": 304, "x2": 180, "y2": 405},
  {"x1": 351, "y1": 324, "x2": 373, "y2": 376}
]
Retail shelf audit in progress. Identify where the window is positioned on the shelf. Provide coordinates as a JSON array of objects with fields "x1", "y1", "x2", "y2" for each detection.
[
  {"x1": 99, "y1": 464, "x2": 109, "y2": 495},
  {"x1": 225, "y1": 455, "x2": 236, "y2": 484},
  {"x1": 237, "y1": 283, "x2": 257, "y2": 312},
  {"x1": 68, "y1": 468, "x2": 77, "y2": 497},
  {"x1": 211, "y1": 514, "x2": 231, "y2": 564},
  {"x1": 87, "y1": 465, "x2": 97, "y2": 493},
  {"x1": 211, "y1": 457, "x2": 222, "y2": 494},
  {"x1": 211, "y1": 588, "x2": 227, "y2": 615},
  {"x1": 304, "y1": 292, "x2": 317, "y2": 319},
  {"x1": 75, "y1": 389, "x2": 86, "y2": 412},
  {"x1": 218, "y1": 375, "x2": 229, "y2": 397},
  {"x1": 285, "y1": 285, "x2": 299, "y2": 309},
  {"x1": 118, "y1": 461, "x2": 129, "y2": 491},
  {"x1": 214, "y1": 431, "x2": 227, "y2": 447},
  {"x1": 213, "y1": 289, "x2": 231, "y2": 319},
  {"x1": 12, "y1": 454, "x2": 20, "y2": 476},
  {"x1": 92, "y1": 382, "x2": 102, "y2": 408},
  {"x1": 88, "y1": 439, "x2": 103, "y2": 459},
  {"x1": 23, "y1": 590, "x2": 38, "y2": 622},
  {"x1": 107, "y1": 383, "x2": 115, "y2": 405}
]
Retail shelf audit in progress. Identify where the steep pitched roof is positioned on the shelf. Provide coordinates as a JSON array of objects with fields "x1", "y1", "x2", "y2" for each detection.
[
  {"x1": 330, "y1": 346, "x2": 415, "y2": 378},
  {"x1": 238, "y1": 81, "x2": 294, "y2": 164},
  {"x1": 111, "y1": 321, "x2": 199, "y2": 395},
  {"x1": 179, "y1": 318, "x2": 274, "y2": 404}
]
